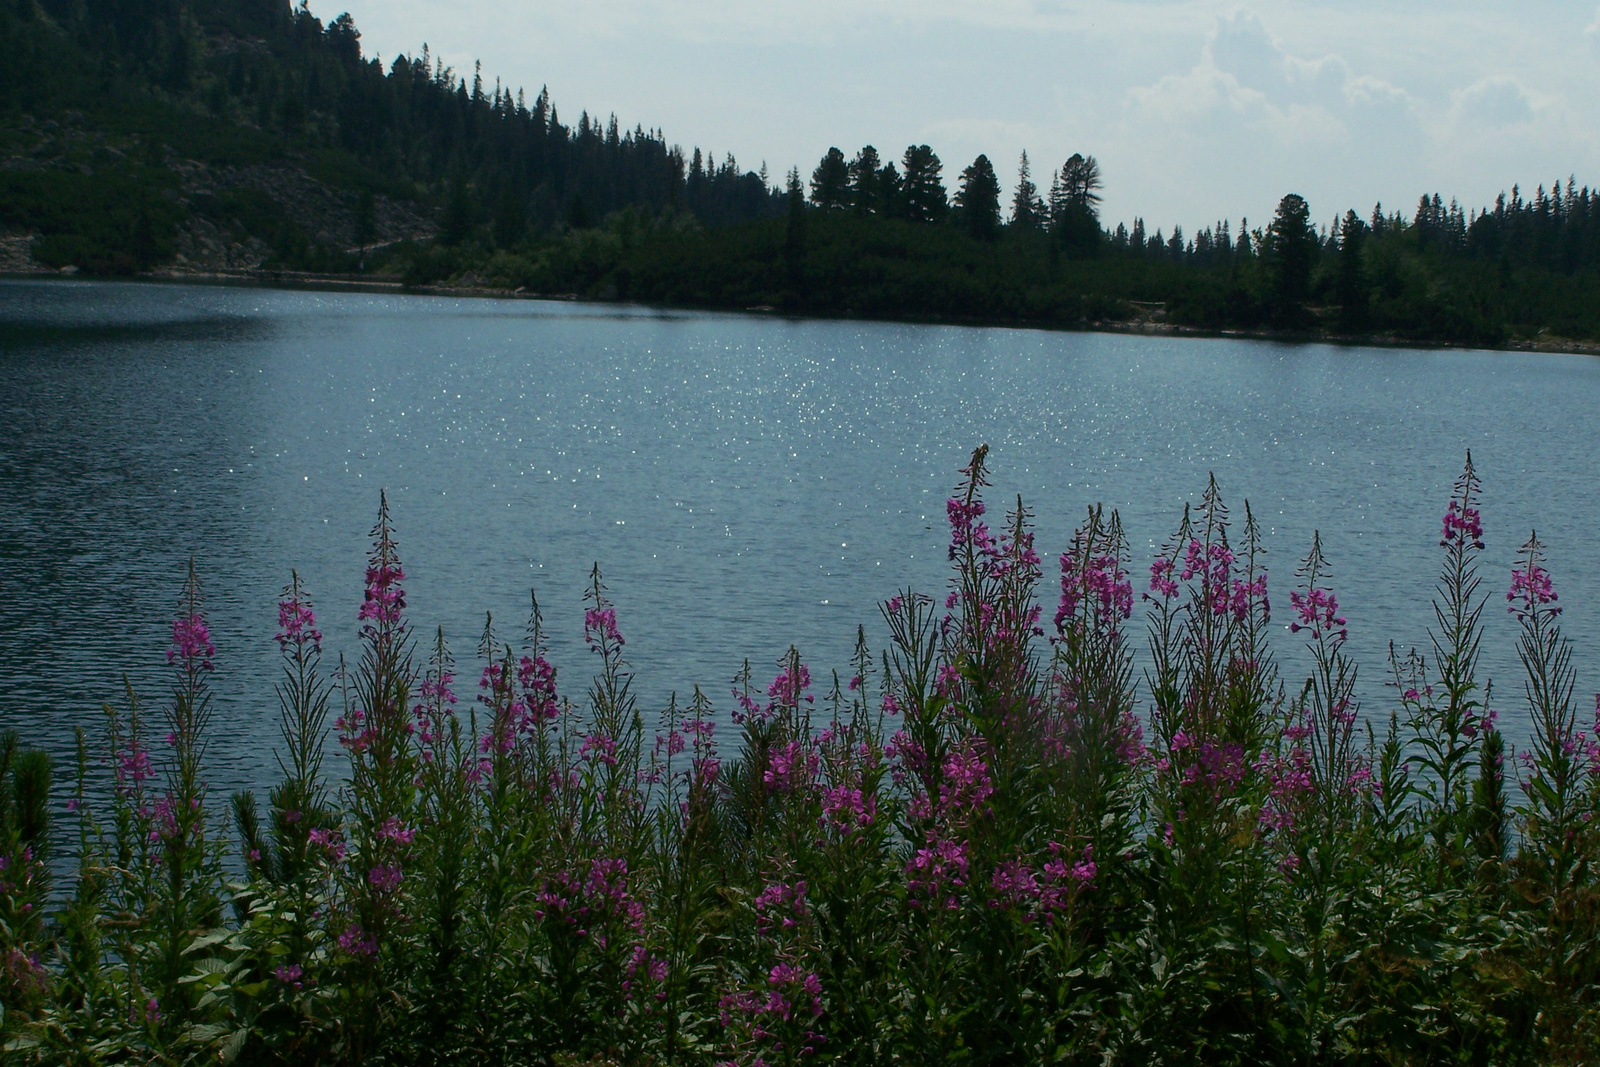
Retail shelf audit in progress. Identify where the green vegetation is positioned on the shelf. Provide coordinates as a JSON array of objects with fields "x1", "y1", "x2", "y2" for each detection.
[{"x1": 6, "y1": 456, "x2": 1600, "y2": 1063}]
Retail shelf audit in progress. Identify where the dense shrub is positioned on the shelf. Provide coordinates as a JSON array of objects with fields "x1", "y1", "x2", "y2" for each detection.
[{"x1": 2, "y1": 449, "x2": 1597, "y2": 1064}]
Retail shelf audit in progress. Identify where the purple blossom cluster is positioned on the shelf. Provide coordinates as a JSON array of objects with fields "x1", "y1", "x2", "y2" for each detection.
[
  {"x1": 167, "y1": 613, "x2": 215, "y2": 672},
  {"x1": 536, "y1": 857, "x2": 646, "y2": 952},
  {"x1": 987, "y1": 844, "x2": 1099, "y2": 924},
  {"x1": 1289, "y1": 587, "x2": 1347, "y2": 641},
  {"x1": 906, "y1": 837, "x2": 970, "y2": 911},
  {"x1": 275, "y1": 595, "x2": 322, "y2": 650},
  {"x1": 357, "y1": 561, "x2": 407, "y2": 636},
  {"x1": 1508, "y1": 562, "x2": 1559, "y2": 620},
  {"x1": 1441, "y1": 499, "x2": 1485, "y2": 549},
  {"x1": 1055, "y1": 551, "x2": 1133, "y2": 633},
  {"x1": 583, "y1": 605, "x2": 624, "y2": 648},
  {"x1": 763, "y1": 739, "x2": 818, "y2": 795}
]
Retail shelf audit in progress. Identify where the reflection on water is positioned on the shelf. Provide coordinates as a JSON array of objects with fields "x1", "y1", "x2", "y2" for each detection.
[{"x1": 2, "y1": 278, "x2": 1599, "y2": 800}]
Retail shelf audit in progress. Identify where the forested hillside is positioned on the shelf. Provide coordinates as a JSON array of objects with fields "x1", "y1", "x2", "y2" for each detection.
[
  {"x1": 2, "y1": 0, "x2": 1598, "y2": 348},
  {"x1": 0, "y1": 0, "x2": 779, "y2": 274}
]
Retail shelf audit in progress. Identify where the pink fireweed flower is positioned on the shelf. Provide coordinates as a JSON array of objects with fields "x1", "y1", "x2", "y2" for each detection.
[
  {"x1": 1440, "y1": 499, "x2": 1485, "y2": 550},
  {"x1": 906, "y1": 836, "x2": 970, "y2": 911},
  {"x1": 1036, "y1": 842, "x2": 1097, "y2": 922},
  {"x1": 768, "y1": 662, "x2": 814, "y2": 707},
  {"x1": 377, "y1": 817, "x2": 416, "y2": 846},
  {"x1": 1177, "y1": 741, "x2": 1248, "y2": 801},
  {"x1": 338, "y1": 923, "x2": 378, "y2": 957},
  {"x1": 938, "y1": 743, "x2": 995, "y2": 818},
  {"x1": 147, "y1": 794, "x2": 180, "y2": 843},
  {"x1": 116, "y1": 741, "x2": 153, "y2": 786},
  {"x1": 274, "y1": 963, "x2": 304, "y2": 989},
  {"x1": 764, "y1": 739, "x2": 818, "y2": 794},
  {"x1": 275, "y1": 596, "x2": 322, "y2": 650},
  {"x1": 1259, "y1": 740, "x2": 1313, "y2": 835},
  {"x1": 767, "y1": 963, "x2": 825, "y2": 1018},
  {"x1": 946, "y1": 494, "x2": 989, "y2": 561},
  {"x1": 368, "y1": 864, "x2": 403, "y2": 893},
  {"x1": 580, "y1": 733, "x2": 619, "y2": 768},
  {"x1": 1508, "y1": 562, "x2": 1560, "y2": 620},
  {"x1": 308, "y1": 827, "x2": 347, "y2": 862},
  {"x1": 167, "y1": 613, "x2": 216, "y2": 672},
  {"x1": 1147, "y1": 556, "x2": 1179, "y2": 600},
  {"x1": 358, "y1": 562, "x2": 407, "y2": 633},
  {"x1": 1058, "y1": 551, "x2": 1134, "y2": 633},
  {"x1": 1228, "y1": 573, "x2": 1269, "y2": 624},
  {"x1": 656, "y1": 729, "x2": 687, "y2": 758},
  {"x1": 517, "y1": 654, "x2": 559, "y2": 723},
  {"x1": 821, "y1": 785, "x2": 876, "y2": 833},
  {"x1": 988, "y1": 860, "x2": 1040, "y2": 912},
  {"x1": 1289, "y1": 587, "x2": 1347, "y2": 641},
  {"x1": 4, "y1": 949, "x2": 50, "y2": 999},
  {"x1": 336, "y1": 708, "x2": 373, "y2": 754},
  {"x1": 754, "y1": 880, "x2": 809, "y2": 933},
  {"x1": 583, "y1": 606, "x2": 624, "y2": 648}
]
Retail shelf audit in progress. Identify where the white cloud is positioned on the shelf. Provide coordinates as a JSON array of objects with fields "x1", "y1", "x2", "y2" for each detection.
[
  {"x1": 1125, "y1": 12, "x2": 1414, "y2": 152},
  {"x1": 1451, "y1": 76, "x2": 1540, "y2": 130}
]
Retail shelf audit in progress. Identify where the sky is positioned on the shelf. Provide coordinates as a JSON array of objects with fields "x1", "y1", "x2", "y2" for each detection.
[{"x1": 332, "y1": 0, "x2": 1600, "y2": 234}]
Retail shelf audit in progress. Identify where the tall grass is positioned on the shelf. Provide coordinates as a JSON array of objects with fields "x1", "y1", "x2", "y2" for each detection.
[{"x1": 4, "y1": 449, "x2": 1600, "y2": 1065}]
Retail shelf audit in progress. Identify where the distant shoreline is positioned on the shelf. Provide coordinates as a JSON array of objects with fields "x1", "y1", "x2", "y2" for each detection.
[{"x1": 5, "y1": 266, "x2": 1598, "y2": 358}]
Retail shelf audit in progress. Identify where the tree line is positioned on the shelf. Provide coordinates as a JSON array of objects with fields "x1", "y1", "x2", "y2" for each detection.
[{"x1": 3, "y1": 0, "x2": 1599, "y2": 346}]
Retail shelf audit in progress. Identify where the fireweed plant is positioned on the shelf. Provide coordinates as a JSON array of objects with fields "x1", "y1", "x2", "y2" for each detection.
[{"x1": 5, "y1": 454, "x2": 1600, "y2": 1064}]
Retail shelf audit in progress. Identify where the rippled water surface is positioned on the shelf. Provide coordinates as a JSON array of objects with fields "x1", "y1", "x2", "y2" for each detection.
[{"x1": 3, "y1": 278, "x2": 1599, "y2": 794}]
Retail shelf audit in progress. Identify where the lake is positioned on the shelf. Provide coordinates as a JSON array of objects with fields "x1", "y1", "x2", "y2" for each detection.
[{"x1": 2, "y1": 278, "x2": 1598, "y2": 799}]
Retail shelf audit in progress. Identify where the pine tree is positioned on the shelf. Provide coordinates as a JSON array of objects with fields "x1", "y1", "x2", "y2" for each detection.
[{"x1": 1051, "y1": 153, "x2": 1103, "y2": 257}]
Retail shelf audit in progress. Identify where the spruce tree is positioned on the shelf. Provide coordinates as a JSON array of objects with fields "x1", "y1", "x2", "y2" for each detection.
[
  {"x1": 355, "y1": 189, "x2": 377, "y2": 253},
  {"x1": 810, "y1": 148, "x2": 849, "y2": 209},
  {"x1": 899, "y1": 145, "x2": 946, "y2": 223},
  {"x1": 1336, "y1": 208, "x2": 1370, "y2": 332},
  {"x1": 849, "y1": 146, "x2": 882, "y2": 214},
  {"x1": 492, "y1": 186, "x2": 525, "y2": 249},
  {"x1": 785, "y1": 166, "x2": 806, "y2": 290},
  {"x1": 442, "y1": 172, "x2": 475, "y2": 244},
  {"x1": 876, "y1": 161, "x2": 902, "y2": 218},
  {"x1": 956, "y1": 154, "x2": 1001, "y2": 241},
  {"x1": 1266, "y1": 193, "x2": 1318, "y2": 325},
  {"x1": 1010, "y1": 150, "x2": 1044, "y2": 230}
]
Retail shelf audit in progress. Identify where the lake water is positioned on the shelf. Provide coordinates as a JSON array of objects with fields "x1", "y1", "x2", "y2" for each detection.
[{"x1": 2, "y1": 278, "x2": 1599, "y2": 799}]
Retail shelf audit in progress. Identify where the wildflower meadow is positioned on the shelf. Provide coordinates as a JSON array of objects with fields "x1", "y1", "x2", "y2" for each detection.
[{"x1": 2, "y1": 447, "x2": 1597, "y2": 1065}]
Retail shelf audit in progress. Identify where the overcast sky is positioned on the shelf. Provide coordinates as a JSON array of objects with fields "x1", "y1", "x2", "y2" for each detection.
[{"x1": 332, "y1": 0, "x2": 1600, "y2": 233}]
